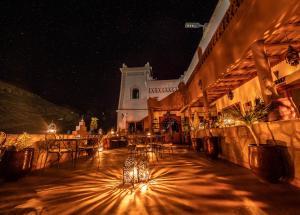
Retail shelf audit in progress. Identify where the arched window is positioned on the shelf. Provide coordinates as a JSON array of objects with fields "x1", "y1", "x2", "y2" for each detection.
[{"x1": 132, "y1": 88, "x2": 139, "y2": 99}]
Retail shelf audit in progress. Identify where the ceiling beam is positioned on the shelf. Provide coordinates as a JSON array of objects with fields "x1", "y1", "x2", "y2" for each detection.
[{"x1": 264, "y1": 40, "x2": 300, "y2": 49}]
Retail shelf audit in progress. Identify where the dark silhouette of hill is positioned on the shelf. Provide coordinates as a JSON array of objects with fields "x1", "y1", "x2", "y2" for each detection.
[{"x1": 0, "y1": 80, "x2": 80, "y2": 133}]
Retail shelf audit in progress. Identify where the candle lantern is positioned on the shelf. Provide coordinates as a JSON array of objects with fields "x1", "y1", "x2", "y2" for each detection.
[
  {"x1": 123, "y1": 155, "x2": 138, "y2": 186},
  {"x1": 138, "y1": 155, "x2": 149, "y2": 182},
  {"x1": 123, "y1": 155, "x2": 149, "y2": 187},
  {"x1": 47, "y1": 121, "x2": 57, "y2": 134}
]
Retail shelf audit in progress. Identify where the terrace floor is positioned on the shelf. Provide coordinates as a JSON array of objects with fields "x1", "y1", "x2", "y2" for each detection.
[{"x1": 1, "y1": 147, "x2": 300, "y2": 215}]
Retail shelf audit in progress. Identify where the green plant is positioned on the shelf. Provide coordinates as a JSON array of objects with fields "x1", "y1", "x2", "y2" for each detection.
[
  {"x1": 5, "y1": 133, "x2": 32, "y2": 151},
  {"x1": 90, "y1": 117, "x2": 99, "y2": 133},
  {"x1": 229, "y1": 103, "x2": 271, "y2": 146}
]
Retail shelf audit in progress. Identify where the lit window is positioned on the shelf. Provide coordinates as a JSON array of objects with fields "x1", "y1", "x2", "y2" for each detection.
[{"x1": 132, "y1": 88, "x2": 139, "y2": 99}]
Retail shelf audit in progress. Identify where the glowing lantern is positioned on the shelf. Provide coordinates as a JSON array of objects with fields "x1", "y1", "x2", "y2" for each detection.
[
  {"x1": 110, "y1": 128, "x2": 115, "y2": 135},
  {"x1": 138, "y1": 155, "x2": 149, "y2": 182},
  {"x1": 227, "y1": 89, "x2": 234, "y2": 100},
  {"x1": 123, "y1": 155, "x2": 149, "y2": 187},
  {"x1": 47, "y1": 121, "x2": 57, "y2": 134},
  {"x1": 123, "y1": 155, "x2": 138, "y2": 186}
]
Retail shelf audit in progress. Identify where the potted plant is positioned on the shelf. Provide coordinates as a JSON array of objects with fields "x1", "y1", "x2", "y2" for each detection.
[
  {"x1": 0, "y1": 133, "x2": 34, "y2": 180},
  {"x1": 229, "y1": 101, "x2": 284, "y2": 182},
  {"x1": 203, "y1": 118, "x2": 220, "y2": 159}
]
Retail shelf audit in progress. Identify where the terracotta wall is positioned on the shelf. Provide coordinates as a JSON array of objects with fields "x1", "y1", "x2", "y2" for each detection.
[
  {"x1": 215, "y1": 77, "x2": 263, "y2": 112},
  {"x1": 186, "y1": 0, "x2": 300, "y2": 103},
  {"x1": 195, "y1": 119, "x2": 300, "y2": 187},
  {"x1": 4, "y1": 134, "x2": 77, "y2": 170}
]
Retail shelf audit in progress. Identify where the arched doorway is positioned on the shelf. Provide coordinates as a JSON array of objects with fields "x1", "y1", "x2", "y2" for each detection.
[{"x1": 160, "y1": 113, "x2": 182, "y2": 144}]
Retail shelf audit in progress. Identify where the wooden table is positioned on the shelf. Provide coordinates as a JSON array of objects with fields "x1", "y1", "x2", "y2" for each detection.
[{"x1": 55, "y1": 137, "x2": 98, "y2": 166}]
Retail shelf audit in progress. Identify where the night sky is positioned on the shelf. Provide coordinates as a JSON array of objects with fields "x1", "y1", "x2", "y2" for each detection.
[{"x1": 0, "y1": 0, "x2": 218, "y2": 129}]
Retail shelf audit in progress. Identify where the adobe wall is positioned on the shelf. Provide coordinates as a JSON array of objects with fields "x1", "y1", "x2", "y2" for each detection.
[
  {"x1": 3, "y1": 134, "x2": 77, "y2": 170},
  {"x1": 195, "y1": 119, "x2": 300, "y2": 187}
]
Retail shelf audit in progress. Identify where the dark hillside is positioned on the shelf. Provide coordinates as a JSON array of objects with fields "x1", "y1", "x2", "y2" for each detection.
[{"x1": 0, "y1": 80, "x2": 80, "y2": 133}]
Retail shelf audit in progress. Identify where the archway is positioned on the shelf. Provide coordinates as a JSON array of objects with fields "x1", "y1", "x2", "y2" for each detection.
[{"x1": 160, "y1": 113, "x2": 182, "y2": 144}]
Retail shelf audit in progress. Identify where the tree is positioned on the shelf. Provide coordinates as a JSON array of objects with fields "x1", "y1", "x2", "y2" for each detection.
[{"x1": 90, "y1": 117, "x2": 99, "y2": 133}]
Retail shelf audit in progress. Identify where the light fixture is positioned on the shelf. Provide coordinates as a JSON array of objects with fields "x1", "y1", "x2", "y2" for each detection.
[
  {"x1": 47, "y1": 121, "x2": 57, "y2": 134},
  {"x1": 138, "y1": 155, "x2": 149, "y2": 183},
  {"x1": 227, "y1": 89, "x2": 234, "y2": 100},
  {"x1": 123, "y1": 155, "x2": 138, "y2": 187},
  {"x1": 123, "y1": 155, "x2": 149, "y2": 187},
  {"x1": 285, "y1": 45, "x2": 299, "y2": 66},
  {"x1": 110, "y1": 128, "x2": 115, "y2": 135},
  {"x1": 284, "y1": 31, "x2": 299, "y2": 67}
]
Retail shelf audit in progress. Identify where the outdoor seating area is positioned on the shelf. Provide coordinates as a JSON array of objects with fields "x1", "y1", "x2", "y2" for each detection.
[
  {"x1": 126, "y1": 134, "x2": 174, "y2": 159},
  {"x1": 0, "y1": 131, "x2": 104, "y2": 180},
  {"x1": 1, "y1": 147, "x2": 300, "y2": 214},
  {"x1": 1, "y1": 0, "x2": 300, "y2": 214}
]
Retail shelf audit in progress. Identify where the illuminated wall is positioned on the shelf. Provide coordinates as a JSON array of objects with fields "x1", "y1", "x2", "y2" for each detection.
[
  {"x1": 271, "y1": 60, "x2": 300, "y2": 84},
  {"x1": 215, "y1": 77, "x2": 263, "y2": 112}
]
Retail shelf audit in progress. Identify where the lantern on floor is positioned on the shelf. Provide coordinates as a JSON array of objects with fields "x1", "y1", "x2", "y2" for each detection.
[
  {"x1": 123, "y1": 155, "x2": 138, "y2": 186},
  {"x1": 138, "y1": 155, "x2": 149, "y2": 182},
  {"x1": 285, "y1": 45, "x2": 299, "y2": 67},
  {"x1": 47, "y1": 121, "x2": 57, "y2": 134}
]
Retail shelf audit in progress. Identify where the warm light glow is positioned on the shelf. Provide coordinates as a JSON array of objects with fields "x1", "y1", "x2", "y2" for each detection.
[
  {"x1": 47, "y1": 128, "x2": 56, "y2": 134},
  {"x1": 110, "y1": 128, "x2": 115, "y2": 135},
  {"x1": 129, "y1": 167, "x2": 138, "y2": 179},
  {"x1": 147, "y1": 132, "x2": 151, "y2": 137},
  {"x1": 47, "y1": 121, "x2": 57, "y2": 134},
  {"x1": 98, "y1": 146, "x2": 103, "y2": 152},
  {"x1": 140, "y1": 184, "x2": 148, "y2": 193}
]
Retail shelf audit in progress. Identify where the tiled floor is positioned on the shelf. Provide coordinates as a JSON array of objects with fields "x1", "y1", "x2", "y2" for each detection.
[{"x1": 0, "y1": 147, "x2": 300, "y2": 215}]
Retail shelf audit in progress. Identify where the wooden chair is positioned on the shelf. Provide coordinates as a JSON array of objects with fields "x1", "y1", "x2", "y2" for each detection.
[
  {"x1": 44, "y1": 134, "x2": 74, "y2": 168},
  {"x1": 77, "y1": 135, "x2": 103, "y2": 167},
  {"x1": 159, "y1": 136, "x2": 173, "y2": 158},
  {"x1": 77, "y1": 135, "x2": 98, "y2": 159}
]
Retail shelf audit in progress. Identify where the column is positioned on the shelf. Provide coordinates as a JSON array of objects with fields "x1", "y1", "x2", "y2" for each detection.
[
  {"x1": 202, "y1": 89, "x2": 211, "y2": 120},
  {"x1": 148, "y1": 108, "x2": 153, "y2": 132},
  {"x1": 251, "y1": 40, "x2": 278, "y2": 104}
]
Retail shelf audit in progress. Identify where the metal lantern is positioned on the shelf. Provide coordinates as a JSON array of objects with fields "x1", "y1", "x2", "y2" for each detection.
[
  {"x1": 123, "y1": 155, "x2": 138, "y2": 186},
  {"x1": 47, "y1": 121, "x2": 57, "y2": 134},
  {"x1": 285, "y1": 45, "x2": 299, "y2": 67},
  {"x1": 227, "y1": 89, "x2": 234, "y2": 100},
  {"x1": 123, "y1": 155, "x2": 149, "y2": 187},
  {"x1": 138, "y1": 155, "x2": 149, "y2": 182}
]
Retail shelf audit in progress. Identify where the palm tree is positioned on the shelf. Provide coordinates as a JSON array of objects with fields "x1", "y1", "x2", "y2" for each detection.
[{"x1": 229, "y1": 103, "x2": 270, "y2": 146}]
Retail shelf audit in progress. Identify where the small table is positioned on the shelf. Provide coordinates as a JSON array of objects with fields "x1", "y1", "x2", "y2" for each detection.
[{"x1": 55, "y1": 137, "x2": 97, "y2": 166}]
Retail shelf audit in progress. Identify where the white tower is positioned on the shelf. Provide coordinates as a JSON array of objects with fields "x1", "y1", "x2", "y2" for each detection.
[{"x1": 117, "y1": 63, "x2": 152, "y2": 132}]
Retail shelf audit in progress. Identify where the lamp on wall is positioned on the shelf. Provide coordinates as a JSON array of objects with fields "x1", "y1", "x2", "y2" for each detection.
[
  {"x1": 284, "y1": 32, "x2": 299, "y2": 67},
  {"x1": 285, "y1": 45, "x2": 299, "y2": 67},
  {"x1": 227, "y1": 89, "x2": 234, "y2": 100}
]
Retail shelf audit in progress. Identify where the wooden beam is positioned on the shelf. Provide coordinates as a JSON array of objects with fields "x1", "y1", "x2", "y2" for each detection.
[
  {"x1": 264, "y1": 40, "x2": 300, "y2": 49},
  {"x1": 271, "y1": 23, "x2": 300, "y2": 34},
  {"x1": 222, "y1": 74, "x2": 255, "y2": 81}
]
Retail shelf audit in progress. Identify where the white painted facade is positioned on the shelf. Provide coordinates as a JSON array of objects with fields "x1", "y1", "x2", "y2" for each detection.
[
  {"x1": 117, "y1": 63, "x2": 180, "y2": 130},
  {"x1": 182, "y1": 0, "x2": 230, "y2": 84},
  {"x1": 116, "y1": 0, "x2": 231, "y2": 130}
]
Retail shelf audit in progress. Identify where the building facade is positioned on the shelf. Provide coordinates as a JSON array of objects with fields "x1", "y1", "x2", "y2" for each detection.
[{"x1": 116, "y1": 62, "x2": 180, "y2": 132}]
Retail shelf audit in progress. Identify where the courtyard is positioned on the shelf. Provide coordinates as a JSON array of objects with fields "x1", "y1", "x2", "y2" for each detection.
[{"x1": 1, "y1": 147, "x2": 300, "y2": 215}]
